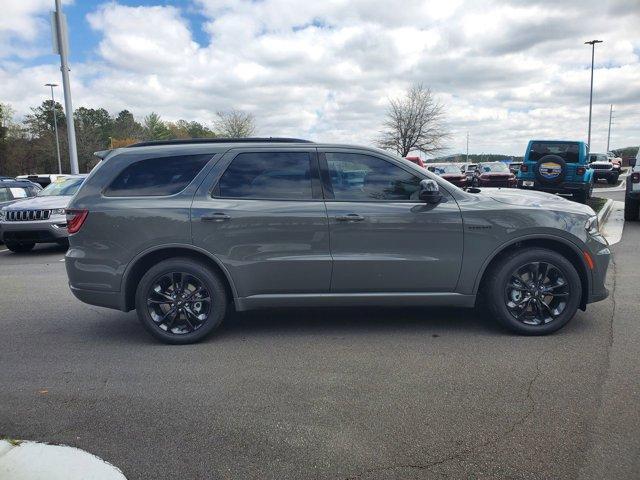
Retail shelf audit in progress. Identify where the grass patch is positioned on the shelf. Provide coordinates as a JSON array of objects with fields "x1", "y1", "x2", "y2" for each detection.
[
  {"x1": 0, "y1": 435, "x2": 22, "y2": 446},
  {"x1": 587, "y1": 196, "x2": 608, "y2": 213}
]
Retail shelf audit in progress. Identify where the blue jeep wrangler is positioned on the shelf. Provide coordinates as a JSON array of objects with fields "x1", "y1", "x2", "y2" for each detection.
[{"x1": 517, "y1": 140, "x2": 594, "y2": 203}]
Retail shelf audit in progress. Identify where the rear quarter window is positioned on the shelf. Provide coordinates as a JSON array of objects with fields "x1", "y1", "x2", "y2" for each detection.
[{"x1": 104, "y1": 154, "x2": 213, "y2": 197}]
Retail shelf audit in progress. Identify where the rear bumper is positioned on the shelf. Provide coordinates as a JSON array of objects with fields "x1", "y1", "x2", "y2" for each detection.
[
  {"x1": 517, "y1": 180, "x2": 590, "y2": 194},
  {"x1": 69, "y1": 284, "x2": 127, "y2": 311}
]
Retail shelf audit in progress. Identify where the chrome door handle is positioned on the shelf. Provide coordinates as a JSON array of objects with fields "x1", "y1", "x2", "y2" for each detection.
[
  {"x1": 335, "y1": 214, "x2": 365, "y2": 222},
  {"x1": 201, "y1": 212, "x2": 231, "y2": 222}
]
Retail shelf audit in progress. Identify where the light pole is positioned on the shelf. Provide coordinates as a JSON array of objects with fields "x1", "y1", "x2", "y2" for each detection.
[
  {"x1": 606, "y1": 104, "x2": 614, "y2": 152},
  {"x1": 52, "y1": 0, "x2": 79, "y2": 174},
  {"x1": 585, "y1": 39, "x2": 603, "y2": 149},
  {"x1": 45, "y1": 83, "x2": 62, "y2": 174}
]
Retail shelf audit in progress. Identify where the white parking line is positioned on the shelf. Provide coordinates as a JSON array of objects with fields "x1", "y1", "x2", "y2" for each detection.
[
  {"x1": 600, "y1": 201, "x2": 625, "y2": 245},
  {"x1": 0, "y1": 248, "x2": 9, "y2": 254}
]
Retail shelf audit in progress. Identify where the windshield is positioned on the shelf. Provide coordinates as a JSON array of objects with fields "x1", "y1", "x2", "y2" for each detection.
[
  {"x1": 480, "y1": 163, "x2": 509, "y2": 173},
  {"x1": 529, "y1": 142, "x2": 580, "y2": 163},
  {"x1": 434, "y1": 165, "x2": 461, "y2": 174},
  {"x1": 589, "y1": 154, "x2": 607, "y2": 163},
  {"x1": 38, "y1": 177, "x2": 84, "y2": 196}
]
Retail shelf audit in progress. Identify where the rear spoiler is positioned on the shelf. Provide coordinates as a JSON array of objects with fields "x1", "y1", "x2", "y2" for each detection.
[{"x1": 94, "y1": 149, "x2": 112, "y2": 160}]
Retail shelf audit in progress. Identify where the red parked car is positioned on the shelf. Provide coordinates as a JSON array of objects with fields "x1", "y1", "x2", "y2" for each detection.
[
  {"x1": 427, "y1": 163, "x2": 468, "y2": 188},
  {"x1": 404, "y1": 156, "x2": 425, "y2": 168},
  {"x1": 471, "y1": 162, "x2": 517, "y2": 188}
]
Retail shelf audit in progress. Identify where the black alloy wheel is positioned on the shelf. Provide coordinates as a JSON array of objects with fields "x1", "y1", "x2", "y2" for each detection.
[
  {"x1": 146, "y1": 271, "x2": 212, "y2": 335},
  {"x1": 504, "y1": 261, "x2": 569, "y2": 326},
  {"x1": 135, "y1": 258, "x2": 228, "y2": 344},
  {"x1": 483, "y1": 247, "x2": 581, "y2": 335}
]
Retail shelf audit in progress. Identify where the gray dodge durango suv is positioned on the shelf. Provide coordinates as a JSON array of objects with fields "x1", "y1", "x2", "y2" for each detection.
[{"x1": 65, "y1": 138, "x2": 610, "y2": 343}]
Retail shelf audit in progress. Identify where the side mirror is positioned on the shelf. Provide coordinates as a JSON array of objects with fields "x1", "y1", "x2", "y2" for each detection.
[{"x1": 419, "y1": 179, "x2": 442, "y2": 204}]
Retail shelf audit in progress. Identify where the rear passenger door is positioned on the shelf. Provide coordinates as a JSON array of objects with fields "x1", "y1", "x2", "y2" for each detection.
[{"x1": 191, "y1": 148, "x2": 331, "y2": 299}]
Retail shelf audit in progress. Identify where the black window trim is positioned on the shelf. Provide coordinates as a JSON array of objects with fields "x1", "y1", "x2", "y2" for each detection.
[
  {"x1": 101, "y1": 153, "x2": 218, "y2": 199},
  {"x1": 319, "y1": 148, "x2": 435, "y2": 204},
  {"x1": 210, "y1": 148, "x2": 323, "y2": 202}
]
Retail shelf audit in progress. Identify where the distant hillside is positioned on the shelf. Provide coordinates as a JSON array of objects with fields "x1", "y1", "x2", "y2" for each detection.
[
  {"x1": 428, "y1": 153, "x2": 524, "y2": 164},
  {"x1": 612, "y1": 146, "x2": 638, "y2": 158}
]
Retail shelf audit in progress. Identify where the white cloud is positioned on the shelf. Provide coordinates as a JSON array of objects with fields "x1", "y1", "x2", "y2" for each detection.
[{"x1": 0, "y1": 0, "x2": 639, "y2": 155}]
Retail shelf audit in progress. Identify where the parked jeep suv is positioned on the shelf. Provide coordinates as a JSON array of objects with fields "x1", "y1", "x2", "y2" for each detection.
[
  {"x1": 65, "y1": 139, "x2": 610, "y2": 343},
  {"x1": 624, "y1": 149, "x2": 640, "y2": 221},
  {"x1": 589, "y1": 153, "x2": 620, "y2": 184},
  {"x1": 0, "y1": 175, "x2": 86, "y2": 252},
  {"x1": 517, "y1": 140, "x2": 594, "y2": 203}
]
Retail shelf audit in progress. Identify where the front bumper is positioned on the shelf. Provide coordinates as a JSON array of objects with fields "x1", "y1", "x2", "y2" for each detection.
[
  {"x1": 478, "y1": 179, "x2": 517, "y2": 188},
  {"x1": 0, "y1": 217, "x2": 69, "y2": 243},
  {"x1": 585, "y1": 238, "x2": 611, "y2": 305},
  {"x1": 592, "y1": 170, "x2": 617, "y2": 180}
]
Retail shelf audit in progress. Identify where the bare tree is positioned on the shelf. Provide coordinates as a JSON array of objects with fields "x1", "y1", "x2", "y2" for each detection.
[
  {"x1": 378, "y1": 84, "x2": 449, "y2": 157},
  {"x1": 214, "y1": 110, "x2": 256, "y2": 138}
]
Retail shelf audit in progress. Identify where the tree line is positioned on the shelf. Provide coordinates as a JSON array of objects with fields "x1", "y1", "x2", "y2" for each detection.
[
  {"x1": 1, "y1": 83, "x2": 453, "y2": 176},
  {"x1": 0, "y1": 102, "x2": 255, "y2": 175}
]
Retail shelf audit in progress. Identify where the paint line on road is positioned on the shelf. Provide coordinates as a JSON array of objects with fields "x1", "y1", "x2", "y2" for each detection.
[
  {"x1": 0, "y1": 248, "x2": 10, "y2": 254},
  {"x1": 601, "y1": 201, "x2": 625, "y2": 245}
]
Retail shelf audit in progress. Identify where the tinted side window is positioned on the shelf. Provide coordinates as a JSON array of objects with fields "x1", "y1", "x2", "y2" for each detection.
[
  {"x1": 217, "y1": 152, "x2": 312, "y2": 200},
  {"x1": 326, "y1": 152, "x2": 422, "y2": 201},
  {"x1": 0, "y1": 188, "x2": 11, "y2": 202},
  {"x1": 105, "y1": 154, "x2": 212, "y2": 197}
]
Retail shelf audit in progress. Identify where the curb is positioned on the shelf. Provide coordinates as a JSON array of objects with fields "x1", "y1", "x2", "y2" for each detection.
[
  {"x1": 597, "y1": 198, "x2": 614, "y2": 230},
  {"x1": 0, "y1": 440, "x2": 126, "y2": 480}
]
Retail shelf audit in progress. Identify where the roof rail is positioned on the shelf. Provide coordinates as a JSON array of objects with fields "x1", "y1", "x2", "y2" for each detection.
[{"x1": 127, "y1": 137, "x2": 313, "y2": 148}]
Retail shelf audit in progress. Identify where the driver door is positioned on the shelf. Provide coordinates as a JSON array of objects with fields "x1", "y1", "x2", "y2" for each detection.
[{"x1": 320, "y1": 149, "x2": 464, "y2": 293}]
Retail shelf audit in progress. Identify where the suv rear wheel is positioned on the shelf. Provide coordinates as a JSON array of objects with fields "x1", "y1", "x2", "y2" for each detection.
[
  {"x1": 483, "y1": 248, "x2": 581, "y2": 335},
  {"x1": 135, "y1": 257, "x2": 228, "y2": 344},
  {"x1": 5, "y1": 242, "x2": 35, "y2": 253}
]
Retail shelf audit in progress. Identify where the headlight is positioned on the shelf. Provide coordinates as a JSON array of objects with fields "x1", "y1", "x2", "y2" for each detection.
[
  {"x1": 51, "y1": 208, "x2": 66, "y2": 216},
  {"x1": 585, "y1": 215, "x2": 599, "y2": 235}
]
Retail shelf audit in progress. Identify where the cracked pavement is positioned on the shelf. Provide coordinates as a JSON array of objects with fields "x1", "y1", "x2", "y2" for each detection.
[{"x1": 0, "y1": 222, "x2": 638, "y2": 479}]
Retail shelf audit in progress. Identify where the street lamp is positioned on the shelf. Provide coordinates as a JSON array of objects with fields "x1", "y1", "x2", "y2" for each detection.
[
  {"x1": 45, "y1": 83, "x2": 62, "y2": 174},
  {"x1": 585, "y1": 39, "x2": 603, "y2": 150}
]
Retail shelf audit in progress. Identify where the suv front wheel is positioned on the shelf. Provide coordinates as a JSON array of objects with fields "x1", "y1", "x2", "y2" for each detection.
[
  {"x1": 483, "y1": 248, "x2": 582, "y2": 335},
  {"x1": 135, "y1": 257, "x2": 228, "y2": 344}
]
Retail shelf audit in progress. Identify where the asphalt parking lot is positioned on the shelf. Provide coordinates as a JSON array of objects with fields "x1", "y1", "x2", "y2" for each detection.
[{"x1": 1, "y1": 222, "x2": 639, "y2": 480}]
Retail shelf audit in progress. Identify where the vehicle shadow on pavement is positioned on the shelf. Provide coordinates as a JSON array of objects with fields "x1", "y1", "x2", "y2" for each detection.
[
  {"x1": 1, "y1": 244, "x2": 67, "y2": 256},
  {"x1": 78, "y1": 306, "x2": 507, "y2": 346},
  {"x1": 217, "y1": 306, "x2": 506, "y2": 339}
]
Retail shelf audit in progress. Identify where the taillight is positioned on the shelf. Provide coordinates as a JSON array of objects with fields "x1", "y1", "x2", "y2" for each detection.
[
  {"x1": 576, "y1": 166, "x2": 586, "y2": 175},
  {"x1": 632, "y1": 172, "x2": 640, "y2": 184},
  {"x1": 520, "y1": 164, "x2": 528, "y2": 172},
  {"x1": 66, "y1": 209, "x2": 88, "y2": 234}
]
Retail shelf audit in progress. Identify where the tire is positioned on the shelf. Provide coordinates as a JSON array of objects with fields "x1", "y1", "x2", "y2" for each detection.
[
  {"x1": 482, "y1": 247, "x2": 582, "y2": 335},
  {"x1": 472, "y1": 177, "x2": 479, "y2": 187},
  {"x1": 607, "y1": 175, "x2": 619, "y2": 185},
  {"x1": 6, "y1": 242, "x2": 35, "y2": 253},
  {"x1": 573, "y1": 188, "x2": 588, "y2": 204},
  {"x1": 624, "y1": 198, "x2": 640, "y2": 221},
  {"x1": 135, "y1": 257, "x2": 228, "y2": 344}
]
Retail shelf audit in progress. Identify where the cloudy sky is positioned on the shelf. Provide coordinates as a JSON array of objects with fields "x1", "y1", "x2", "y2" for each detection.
[{"x1": 1, "y1": 0, "x2": 638, "y2": 156}]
